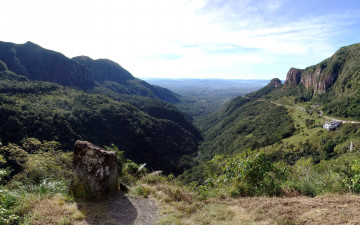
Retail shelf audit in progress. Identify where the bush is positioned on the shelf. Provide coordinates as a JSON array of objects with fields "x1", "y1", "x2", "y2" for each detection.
[{"x1": 206, "y1": 151, "x2": 286, "y2": 197}]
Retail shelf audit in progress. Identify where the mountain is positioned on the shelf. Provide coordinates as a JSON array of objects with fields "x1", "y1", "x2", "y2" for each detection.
[
  {"x1": 0, "y1": 42, "x2": 200, "y2": 174},
  {"x1": 0, "y1": 41, "x2": 94, "y2": 88},
  {"x1": 73, "y1": 56, "x2": 180, "y2": 103},
  {"x1": 0, "y1": 68, "x2": 198, "y2": 174},
  {"x1": 280, "y1": 43, "x2": 360, "y2": 118},
  {"x1": 198, "y1": 94, "x2": 294, "y2": 160},
  {"x1": 195, "y1": 42, "x2": 360, "y2": 163},
  {"x1": 0, "y1": 41, "x2": 180, "y2": 103}
]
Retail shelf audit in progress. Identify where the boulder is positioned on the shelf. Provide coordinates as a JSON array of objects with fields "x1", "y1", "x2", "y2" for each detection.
[{"x1": 70, "y1": 140, "x2": 118, "y2": 198}]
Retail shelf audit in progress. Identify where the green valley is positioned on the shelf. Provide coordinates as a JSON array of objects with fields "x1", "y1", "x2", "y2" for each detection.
[{"x1": 2, "y1": 41, "x2": 360, "y2": 224}]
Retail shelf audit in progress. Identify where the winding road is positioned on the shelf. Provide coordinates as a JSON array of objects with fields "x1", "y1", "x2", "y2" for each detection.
[
  {"x1": 245, "y1": 96, "x2": 360, "y2": 124},
  {"x1": 319, "y1": 111, "x2": 360, "y2": 124}
]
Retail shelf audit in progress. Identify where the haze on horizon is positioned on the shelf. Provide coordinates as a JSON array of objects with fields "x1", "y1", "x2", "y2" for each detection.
[{"x1": 1, "y1": 0, "x2": 360, "y2": 80}]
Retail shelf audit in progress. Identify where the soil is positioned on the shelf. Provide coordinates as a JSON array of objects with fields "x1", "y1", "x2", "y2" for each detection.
[{"x1": 76, "y1": 192, "x2": 159, "y2": 225}]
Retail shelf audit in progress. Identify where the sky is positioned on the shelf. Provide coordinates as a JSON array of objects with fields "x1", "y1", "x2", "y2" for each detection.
[{"x1": 1, "y1": 0, "x2": 360, "y2": 80}]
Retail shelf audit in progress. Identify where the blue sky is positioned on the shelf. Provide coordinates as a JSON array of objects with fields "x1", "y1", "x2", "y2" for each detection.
[{"x1": 1, "y1": 0, "x2": 360, "y2": 79}]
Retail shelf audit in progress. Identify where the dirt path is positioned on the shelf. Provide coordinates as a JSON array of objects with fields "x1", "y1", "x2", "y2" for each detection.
[
  {"x1": 109, "y1": 193, "x2": 158, "y2": 225},
  {"x1": 76, "y1": 192, "x2": 159, "y2": 225},
  {"x1": 319, "y1": 110, "x2": 360, "y2": 124},
  {"x1": 259, "y1": 96, "x2": 360, "y2": 124}
]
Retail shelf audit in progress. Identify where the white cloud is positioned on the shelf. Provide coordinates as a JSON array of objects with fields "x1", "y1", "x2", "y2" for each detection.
[{"x1": 0, "y1": 0, "x2": 359, "y2": 79}]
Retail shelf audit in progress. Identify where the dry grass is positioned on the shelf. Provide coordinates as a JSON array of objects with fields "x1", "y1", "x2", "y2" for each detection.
[
  {"x1": 131, "y1": 175, "x2": 360, "y2": 225},
  {"x1": 227, "y1": 194, "x2": 360, "y2": 225},
  {"x1": 25, "y1": 173, "x2": 360, "y2": 225},
  {"x1": 28, "y1": 194, "x2": 85, "y2": 225}
]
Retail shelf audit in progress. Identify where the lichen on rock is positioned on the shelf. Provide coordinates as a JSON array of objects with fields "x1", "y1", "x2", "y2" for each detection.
[{"x1": 70, "y1": 140, "x2": 118, "y2": 198}]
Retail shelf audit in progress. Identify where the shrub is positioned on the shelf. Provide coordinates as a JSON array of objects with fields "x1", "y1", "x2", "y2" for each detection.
[{"x1": 206, "y1": 151, "x2": 286, "y2": 197}]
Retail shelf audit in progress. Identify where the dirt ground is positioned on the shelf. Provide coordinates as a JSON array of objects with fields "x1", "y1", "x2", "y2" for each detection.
[{"x1": 75, "y1": 192, "x2": 158, "y2": 225}]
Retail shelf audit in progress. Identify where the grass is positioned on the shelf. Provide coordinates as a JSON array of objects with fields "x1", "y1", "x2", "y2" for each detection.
[
  {"x1": 27, "y1": 194, "x2": 85, "y2": 225},
  {"x1": 260, "y1": 99, "x2": 340, "y2": 155},
  {"x1": 6, "y1": 172, "x2": 360, "y2": 225},
  {"x1": 128, "y1": 173, "x2": 360, "y2": 225}
]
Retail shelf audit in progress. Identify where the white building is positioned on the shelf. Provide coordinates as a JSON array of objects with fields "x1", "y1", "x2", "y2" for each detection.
[{"x1": 323, "y1": 121, "x2": 341, "y2": 130}]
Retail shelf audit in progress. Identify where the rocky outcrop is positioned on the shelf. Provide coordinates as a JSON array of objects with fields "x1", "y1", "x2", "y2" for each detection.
[
  {"x1": 71, "y1": 140, "x2": 118, "y2": 198},
  {"x1": 300, "y1": 67, "x2": 338, "y2": 94},
  {"x1": 284, "y1": 68, "x2": 304, "y2": 87},
  {"x1": 284, "y1": 66, "x2": 338, "y2": 94},
  {"x1": 270, "y1": 78, "x2": 282, "y2": 88}
]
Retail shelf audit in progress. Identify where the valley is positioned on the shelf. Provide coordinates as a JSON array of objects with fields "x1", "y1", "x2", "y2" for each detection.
[{"x1": 2, "y1": 41, "x2": 360, "y2": 224}]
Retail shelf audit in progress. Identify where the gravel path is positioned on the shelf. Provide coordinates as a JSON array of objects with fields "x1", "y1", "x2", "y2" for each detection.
[
  {"x1": 109, "y1": 193, "x2": 159, "y2": 225},
  {"x1": 76, "y1": 192, "x2": 159, "y2": 225}
]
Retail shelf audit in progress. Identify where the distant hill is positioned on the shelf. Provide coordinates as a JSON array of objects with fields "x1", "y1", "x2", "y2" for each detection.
[
  {"x1": 0, "y1": 41, "x2": 180, "y2": 103},
  {"x1": 145, "y1": 78, "x2": 268, "y2": 120},
  {"x1": 73, "y1": 56, "x2": 180, "y2": 103}
]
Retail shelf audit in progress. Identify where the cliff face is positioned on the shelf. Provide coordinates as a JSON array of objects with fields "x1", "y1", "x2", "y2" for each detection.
[
  {"x1": 284, "y1": 66, "x2": 338, "y2": 94},
  {"x1": 283, "y1": 43, "x2": 360, "y2": 95},
  {"x1": 284, "y1": 68, "x2": 303, "y2": 87}
]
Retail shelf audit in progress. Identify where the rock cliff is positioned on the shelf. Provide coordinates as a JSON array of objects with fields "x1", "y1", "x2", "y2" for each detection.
[
  {"x1": 282, "y1": 43, "x2": 360, "y2": 95},
  {"x1": 270, "y1": 78, "x2": 282, "y2": 88},
  {"x1": 284, "y1": 68, "x2": 303, "y2": 87},
  {"x1": 284, "y1": 65, "x2": 338, "y2": 94}
]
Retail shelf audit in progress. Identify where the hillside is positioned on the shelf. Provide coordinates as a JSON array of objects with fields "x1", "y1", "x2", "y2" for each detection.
[
  {"x1": 196, "y1": 78, "x2": 294, "y2": 160},
  {"x1": 2, "y1": 42, "x2": 360, "y2": 224},
  {"x1": 0, "y1": 41, "x2": 180, "y2": 103},
  {"x1": 0, "y1": 61, "x2": 199, "y2": 174},
  {"x1": 179, "y1": 43, "x2": 360, "y2": 187},
  {"x1": 278, "y1": 43, "x2": 360, "y2": 118}
]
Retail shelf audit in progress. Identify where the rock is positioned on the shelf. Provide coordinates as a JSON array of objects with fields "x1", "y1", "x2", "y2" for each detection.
[
  {"x1": 270, "y1": 78, "x2": 282, "y2": 88},
  {"x1": 284, "y1": 68, "x2": 303, "y2": 87},
  {"x1": 284, "y1": 66, "x2": 338, "y2": 94},
  {"x1": 70, "y1": 140, "x2": 118, "y2": 198}
]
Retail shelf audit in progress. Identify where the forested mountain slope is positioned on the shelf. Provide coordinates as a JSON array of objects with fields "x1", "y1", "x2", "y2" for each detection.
[
  {"x1": 0, "y1": 41, "x2": 180, "y2": 103},
  {"x1": 0, "y1": 60, "x2": 199, "y2": 174},
  {"x1": 271, "y1": 43, "x2": 360, "y2": 118},
  {"x1": 198, "y1": 79, "x2": 294, "y2": 160}
]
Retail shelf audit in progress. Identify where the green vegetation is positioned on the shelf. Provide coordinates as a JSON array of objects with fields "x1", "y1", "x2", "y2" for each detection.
[
  {"x1": 199, "y1": 98, "x2": 295, "y2": 160},
  {"x1": 0, "y1": 74, "x2": 199, "y2": 174},
  {"x1": 0, "y1": 41, "x2": 180, "y2": 103},
  {"x1": 2, "y1": 40, "x2": 360, "y2": 224}
]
